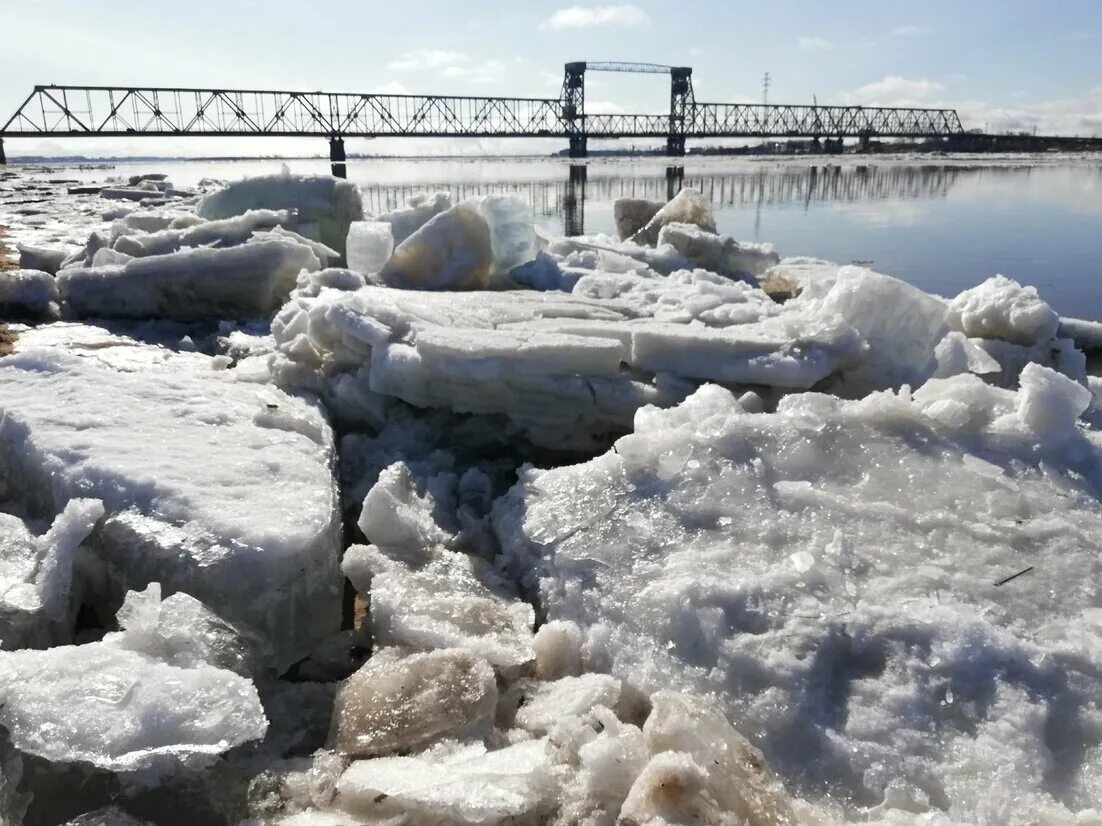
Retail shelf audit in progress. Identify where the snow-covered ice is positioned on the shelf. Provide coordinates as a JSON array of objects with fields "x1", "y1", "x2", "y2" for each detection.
[{"x1": 495, "y1": 372, "x2": 1102, "y2": 820}]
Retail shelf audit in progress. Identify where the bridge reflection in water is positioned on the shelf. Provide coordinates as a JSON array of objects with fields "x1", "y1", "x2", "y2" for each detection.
[{"x1": 357, "y1": 163, "x2": 968, "y2": 237}]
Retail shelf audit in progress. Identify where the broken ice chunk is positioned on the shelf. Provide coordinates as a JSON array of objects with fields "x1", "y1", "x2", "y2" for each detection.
[
  {"x1": 947, "y1": 274, "x2": 1060, "y2": 345},
  {"x1": 345, "y1": 221, "x2": 394, "y2": 277},
  {"x1": 197, "y1": 172, "x2": 364, "y2": 255},
  {"x1": 657, "y1": 222, "x2": 780, "y2": 280},
  {"x1": 630, "y1": 188, "x2": 717, "y2": 246},
  {"x1": 0, "y1": 269, "x2": 59, "y2": 319},
  {"x1": 0, "y1": 498, "x2": 103, "y2": 650},
  {"x1": 58, "y1": 239, "x2": 321, "y2": 321},
  {"x1": 514, "y1": 674, "x2": 622, "y2": 734},
  {"x1": 17, "y1": 244, "x2": 67, "y2": 275},
  {"x1": 331, "y1": 647, "x2": 497, "y2": 757},
  {"x1": 342, "y1": 545, "x2": 534, "y2": 669},
  {"x1": 376, "y1": 191, "x2": 452, "y2": 245},
  {"x1": 335, "y1": 739, "x2": 553, "y2": 823},
  {"x1": 379, "y1": 202, "x2": 494, "y2": 290},
  {"x1": 613, "y1": 197, "x2": 664, "y2": 241},
  {"x1": 0, "y1": 630, "x2": 268, "y2": 772}
]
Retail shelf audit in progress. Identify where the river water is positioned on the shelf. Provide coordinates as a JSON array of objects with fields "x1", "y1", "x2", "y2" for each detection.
[{"x1": 41, "y1": 154, "x2": 1102, "y2": 319}]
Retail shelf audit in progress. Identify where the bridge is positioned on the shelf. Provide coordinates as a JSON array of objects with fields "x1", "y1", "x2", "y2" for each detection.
[{"x1": 0, "y1": 61, "x2": 974, "y2": 173}]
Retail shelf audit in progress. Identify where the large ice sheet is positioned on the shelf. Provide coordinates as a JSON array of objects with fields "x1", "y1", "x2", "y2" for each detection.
[
  {"x1": 58, "y1": 239, "x2": 320, "y2": 321},
  {"x1": 197, "y1": 172, "x2": 363, "y2": 255},
  {"x1": 495, "y1": 373, "x2": 1102, "y2": 821},
  {"x1": 111, "y1": 209, "x2": 294, "y2": 258},
  {"x1": 0, "y1": 349, "x2": 342, "y2": 669}
]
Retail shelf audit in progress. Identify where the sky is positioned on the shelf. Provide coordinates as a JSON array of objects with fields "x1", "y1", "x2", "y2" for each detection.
[{"x1": 1, "y1": 0, "x2": 1100, "y2": 157}]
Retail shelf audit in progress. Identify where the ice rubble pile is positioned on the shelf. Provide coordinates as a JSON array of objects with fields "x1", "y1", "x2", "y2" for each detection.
[{"x1": 2, "y1": 168, "x2": 1101, "y2": 825}]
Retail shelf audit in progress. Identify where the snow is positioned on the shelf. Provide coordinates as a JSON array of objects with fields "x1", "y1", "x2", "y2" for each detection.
[
  {"x1": 58, "y1": 239, "x2": 320, "y2": 321},
  {"x1": 494, "y1": 375, "x2": 1102, "y2": 820},
  {"x1": 0, "y1": 268, "x2": 59, "y2": 318},
  {"x1": 196, "y1": 172, "x2": 364, "y2": 255},
  {"x1": 0, "y1": 595, "x2": 268, "y2": 772},
  {"x1": 344, "y1": 221, "x2": 393, "y2": 277},
  {"x1": 331, "y1": 647, "x2": 497, "y2": 757},
  {"x1": 0, "y1": 348, "x2": 342, "y2": 669}
]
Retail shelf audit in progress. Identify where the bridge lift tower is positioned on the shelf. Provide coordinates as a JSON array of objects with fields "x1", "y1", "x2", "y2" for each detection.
[{"x1": 561, "y1": 61, "x2": 694, "y2": 158}]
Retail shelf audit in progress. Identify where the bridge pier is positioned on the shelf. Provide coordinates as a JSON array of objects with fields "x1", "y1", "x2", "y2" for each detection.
[
  {"x1": 0, "y1": 137, "x2": 6, "y2": 165},
  {"x1": 666, "y1": 135, "x2": 686, "y2": 157},
  {"x1": 568, "y1": 135, "x2": 587, "y2": 159},
  {"x1": 858, "y1": 133, "x2": 871, "y2": 153},
  {"x1": 329, "y1": 136, "x2": 346, "y2": 178}
]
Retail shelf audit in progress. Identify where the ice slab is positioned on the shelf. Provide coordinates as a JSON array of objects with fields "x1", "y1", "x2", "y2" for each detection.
[
  {"x1": 0, "y1": 619, "x2": 267, "y2": 772},
  {"x1": 197, "y1": 172, "x2": 363, "y2": 255},
  {"x1": 495, "y1": 374, "x2": 1102, "y2": 820},
  {"x1": 0, "y1": 349, "x2": 342, "y2": 669},
  {"x1": 0, "y1": 498, "x2": 103, "y2": 650},
  {"x1": 331, "y1": 647, "x2": 497, "y2": 757},
  {"x1": 58, "y1": 239, "x2": 320, "y2": 321},
  {"x1": 0, "y1": 269, "x2": 59, "y2": 318},
  {"x1": 335, "y1": 739, "x2": 553, "y2": 823}
]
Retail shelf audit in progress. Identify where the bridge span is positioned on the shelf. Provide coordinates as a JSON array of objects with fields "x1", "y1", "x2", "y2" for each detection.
[{"x1": 0, "y1": 61, "x2": 974, "y2": 173}]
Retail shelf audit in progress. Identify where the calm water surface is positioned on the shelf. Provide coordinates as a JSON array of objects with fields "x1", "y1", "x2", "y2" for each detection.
[{"x1": 61, "y1": 155, "x2": 1102, "y2": 319}]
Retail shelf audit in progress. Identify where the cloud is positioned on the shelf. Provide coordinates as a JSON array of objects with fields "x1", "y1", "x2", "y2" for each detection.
[
  {"x1": 441, "y1": 59, "x2": 507, "y2": 84},
  {"x1": 585, "y1": 100, "x2": 625, "y2": 114},
  {"x1": 892, "y1": 24, "x2": 932, "y2": 36},
  {"x1": 797, "y1": 36, "x2": 833, "y2": 50},
  {"x1": 542, "y1": 4, "x2": 650, "y2": 30},
  {"x1": 387, "y1": 49, "x2": 469, "y2": 72},
  {"x1": 843, "y1": 75, "x2": 946, "y2": 105}
]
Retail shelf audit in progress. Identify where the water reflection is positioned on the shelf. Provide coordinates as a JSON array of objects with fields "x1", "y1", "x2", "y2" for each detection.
[{"x1": 358, "y1": 162, "x2": 976, "y2": 237}]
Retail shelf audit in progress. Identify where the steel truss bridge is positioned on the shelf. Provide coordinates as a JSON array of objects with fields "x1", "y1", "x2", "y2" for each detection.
[{"x1": 0, "y1": 61, "x2": 971, "y2": 173}]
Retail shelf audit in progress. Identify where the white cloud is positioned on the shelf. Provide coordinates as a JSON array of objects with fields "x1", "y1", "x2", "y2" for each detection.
[
  {"x1": 387, "y1": 49, "x2": 469, "y2": 72},
  {"x1": 892, "y1": 24, "x2": 932, "y2": 36},
  {"x1": 368, "y1": 81, "x2": 411, "y2": 96},
  {"x1": 542, "y1": 4, "x2": 649, "y2": 30},
  {"x1": 797, "y1": 36, "x2": 833, "y2": 50},
  {"x1": 441, "y1": 59, "x2": 507, "y2": 84},
  {"x1": 843, "y1": 75, "x2": 945, "y2": 105},
  {"x1": 585, "y1": 100, "x2": 625, "y2": 114}
]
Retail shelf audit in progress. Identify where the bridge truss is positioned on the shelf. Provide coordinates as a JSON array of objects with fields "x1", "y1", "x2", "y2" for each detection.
[{"x1": 0, "y1": 69, "x2": 968, "y2": 170}]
